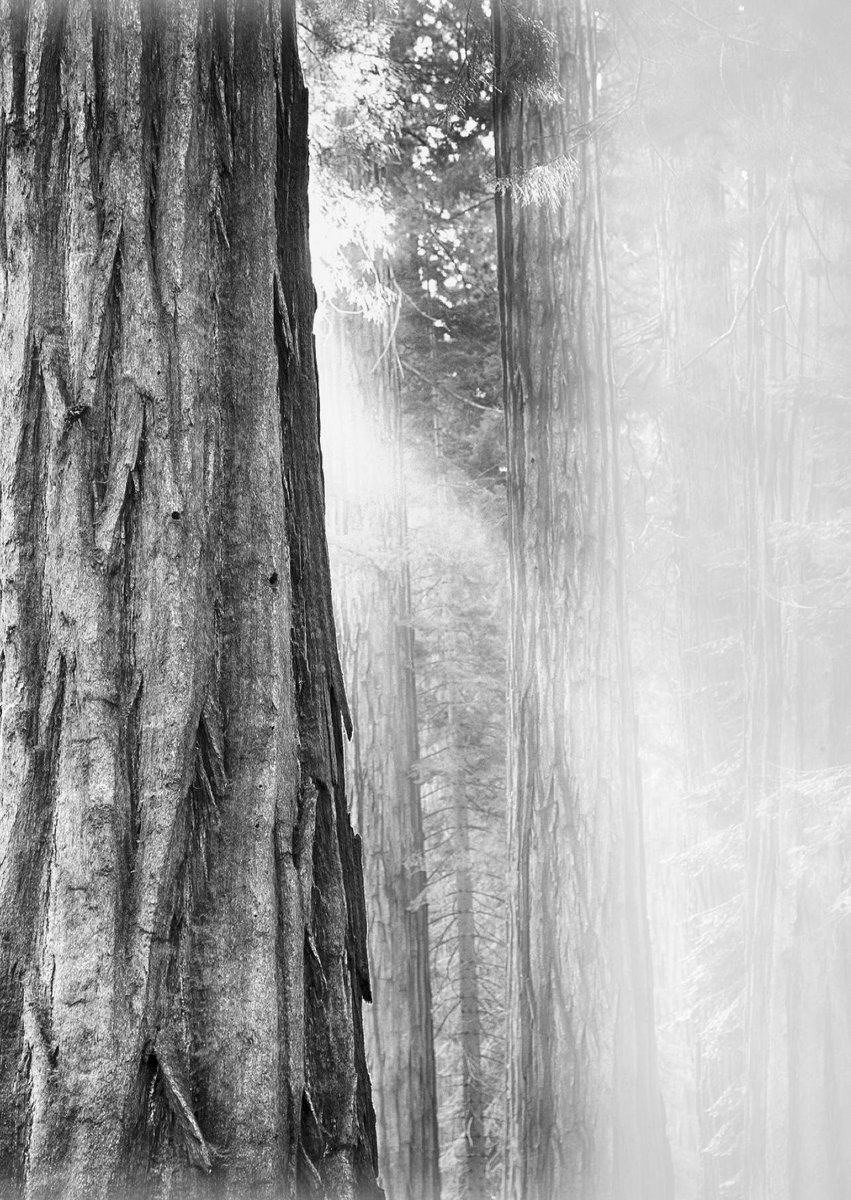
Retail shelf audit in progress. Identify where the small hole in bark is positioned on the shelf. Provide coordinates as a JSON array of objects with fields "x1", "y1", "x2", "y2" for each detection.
[
  {"x1": 171, "y1": 510, "x2": 181, "y2": 521},
  {"x1": 269, "y1": 571, "x2": 279, "y2": 587}
]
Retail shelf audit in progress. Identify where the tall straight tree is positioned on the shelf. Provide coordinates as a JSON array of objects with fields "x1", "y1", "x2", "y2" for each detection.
[
  {"x1": 0, "y1": 2, "x2": 378, "y2": 1196},
  {"x1": 493, "y1": 3, "x2": 673, "y2": 1198},
  {"x1": 738, "y1": 48, "x2": 851, "y2": 1195},
  {"x1": 655, "y1": 132, "x2": 747, "y2": 1197},
  {"x1": 319, "y1": 298, "x2": 441, "y2": 1200}
]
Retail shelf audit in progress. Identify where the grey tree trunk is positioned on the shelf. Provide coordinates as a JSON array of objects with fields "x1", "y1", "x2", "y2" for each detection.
[
  {"x1": 320, "y1": 303, "x2": 441, "y2": 1200},
  {"x1": 493, "y1": 2, "x2": 673, "y2": 1198},
  {"x1": 446, "y1": 709, "x2": 488, "y2": 1200},
  {"x1": 0, "y1": 3, "x2": 378, "y2": 1196},
  {"x1": 655, "y1": 135, "x2": 746, "y2": 1200},
  {"x1": 741, "y1": 158, "x2": 851, "y2": 1200}
]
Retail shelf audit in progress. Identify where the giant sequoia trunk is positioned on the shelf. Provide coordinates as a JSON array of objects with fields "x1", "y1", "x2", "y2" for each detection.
[
  {"x1": 320, "y1": 306, "x2": 441, "y2": 1200},
  {"x1": 0, "y1": 3, "x2": 378, "y2": 1196},
  {"x1": 493, "y1": 3, "x2": 673, "y2": 1198}
]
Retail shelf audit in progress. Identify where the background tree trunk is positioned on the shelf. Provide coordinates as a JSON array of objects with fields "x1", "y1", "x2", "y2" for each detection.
[
  {"x1": 741, "y1": 129, "x2": 851, "y2": 1200},
  {"x1": 655, "y1": 133, "x2": 747, "y2": 1200},
  {"x1": 320, "y1": 301, "x2": 441, "y2": 1200},
  {"x1": 493, "y1": 2, "x2": 673, "y2": 1198},
  {"x1": 0, "y1": 3, "x2": 378, "y2": 1196}
]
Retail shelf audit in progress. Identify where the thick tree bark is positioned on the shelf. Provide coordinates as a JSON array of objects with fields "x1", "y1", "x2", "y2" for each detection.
[
  {"x1": 0, "y1": 2, "x2": 378, "y2": 1196},
  {"x1": 320, "y1": 304, "x2": 441, "y2": 1200},
  {"x1": 493, "y1": 2, "x2": 673, "y2": 1198}
]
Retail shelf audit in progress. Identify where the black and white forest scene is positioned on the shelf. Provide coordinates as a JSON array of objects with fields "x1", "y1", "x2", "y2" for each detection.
[{"x1": 1, "y1": 2, "x2": 850, "y2": 1198}]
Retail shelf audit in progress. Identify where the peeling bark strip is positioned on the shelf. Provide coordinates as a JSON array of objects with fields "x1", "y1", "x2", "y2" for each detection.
[
  {"x1": 493, "y1": 3, "x2": 673, "y2": 1199},
  {"x1": 0, "y1": 3, "x2": 379, "y2": 1197}
]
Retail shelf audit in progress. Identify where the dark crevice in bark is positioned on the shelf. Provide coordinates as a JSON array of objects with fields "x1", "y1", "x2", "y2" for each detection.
[
  {"x1": 117, "y1": 418, "x2": 142, "y2": 910},
  {"x1": 34, "y1": 0, "x2": 68, "y2": 185},
  {"x1": 124, "y1": 709, "x2": 224, "y2": 1181},
  {"x1": 9, "y1": 0, "x2": 28, "y2": 132},
  {"x1": 91, "y1": 229, "x2": 123, "y2": 507},
  {"x1": 86, "y1": 0, "x2": 108, "y2": 235},
  {"x1": 328, "y1": 724, "x2": 370, "y2": 1007},
  {"x1": 163, "y1": 712, "x2": 223, "y2": 957},
  {"x1": 0, "y1": 114, "x2": 8, "y2": 280},
  {"x1": 209, "y1": 6, "x2": 234, "y2": 178},
  {"x1": 302, "y1": 783, "x2": 350, "y2": 1165},
  {"x1": 128, "y1": 1039, "x2": 217, "y2": 1179},
  {"x1": 140, "y1": 4, "x2": 164, "y2": 290},
  {"x1": 123, "y1": 682, "x2": 143, "y2": 882},
  {"x1": 302, "y1": 781, "x2": 378, "y2": 1195},
  {"x1": 22, "y1": 343, "x2": 50, "y2": 586},
  {"x1": 347, "y1": 820, "x2": 378, "y2": 1192}
]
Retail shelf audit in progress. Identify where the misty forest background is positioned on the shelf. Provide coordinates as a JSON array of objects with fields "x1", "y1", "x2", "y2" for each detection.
[{"x1": 304, "y1": 2, "x2": 851, "y2": 1199}]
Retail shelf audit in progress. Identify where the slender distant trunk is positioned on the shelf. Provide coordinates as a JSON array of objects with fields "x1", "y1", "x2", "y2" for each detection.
[
  {"x1": 447, "y1": 716, "x2": 488, "y2": 1200},
  {"x1": 654, "y1": 137, "x2": 746, "y2": 1199},
  {"x1": 741, "y1": 157, "x2": 851, "y2": 1200},
  {"x1": 0, "y1": 3, "x2": 378, "y2": 1196},
  {"x1": 493, "y1": 3, "x2": 672, "y2": 1198},
  {"x1": 427, "y1": 411, "x2": 489, "y2": 1200},
  {"x1": 741, "y1": 161, "x2": 789, "y2": 1200},
  {"x1": 416, "y1": 406, "x2": 506, "y2": 1200},
  {"x1": 320, "y1": 300, "x2": 441, "y2": 1200}
]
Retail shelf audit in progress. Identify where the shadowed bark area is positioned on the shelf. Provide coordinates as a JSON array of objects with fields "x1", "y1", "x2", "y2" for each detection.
[
  {"x1": 493, "y1": 2, "x2": 673, "y2": 1198},
  {"x1": 0, "y1": 2, "x2": 379, "y2": 1196}
]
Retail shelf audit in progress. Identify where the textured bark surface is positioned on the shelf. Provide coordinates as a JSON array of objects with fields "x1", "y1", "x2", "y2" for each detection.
[
  {"x1": 0, "y1": 2, "x2": 378, "y2": 1196},
  {"x1": 493, "y1": 2, "x2": 673, "y2": 1198},
  {"x1": 320, "y1": 307, "x2": 441, "y2": 1200}
]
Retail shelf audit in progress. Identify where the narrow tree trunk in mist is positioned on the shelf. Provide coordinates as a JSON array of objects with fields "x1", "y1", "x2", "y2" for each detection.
[
  {"x1": 426, "y1": 412, "x2": 489, "y2": 1200},
  {"x1": 448, "y1": 755, "x2": 488, "y2": 1200},
  {"x1": 493, "y1": 3, "x2": 673, "y2": 1198},
  {"x1": 320, "y1": 304, "x2": 441, "y2": 1200},
  {"x1": 655, "y1": 139, "x2": 746, "y2": 1200},
  {"x1": 0, "y1": 4, "x2": 379, "y2": 1196},
  {"x1": 741, "y1": 166, "x2": 851, "y2": 1200}
]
